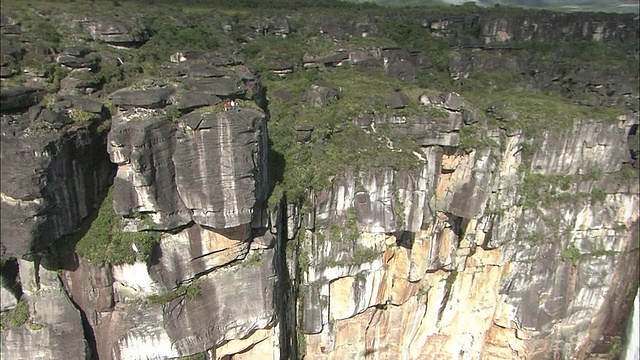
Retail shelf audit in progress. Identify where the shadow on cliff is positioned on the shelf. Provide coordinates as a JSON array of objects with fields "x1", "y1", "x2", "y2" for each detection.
[
  {"x1": 40, "y1": 185, "x2": 114, "y2": 272},
  {"x1": 267, "y1": 137, "x2": 286, "y2": 197}
]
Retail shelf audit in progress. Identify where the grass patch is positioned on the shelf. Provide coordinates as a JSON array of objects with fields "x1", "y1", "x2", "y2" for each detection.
[
  {"x1": 75, "y1": 186, "x2": 161, "y2": 266},
  {"x1": 0, "y1": 299, "x2": 29, "y2": 331},
  {"x1": 266, "y1": 67, "x2": 424, "y2": 206},
  {"x1": 459, "y1": 124, "x2": 499, "y2": 153},
  {"x1": 148, "y1": 282, "x2": 202, "y2": 304},
  {"x1": 560, "y1": 245, "x2": 581, "y2": 266}
]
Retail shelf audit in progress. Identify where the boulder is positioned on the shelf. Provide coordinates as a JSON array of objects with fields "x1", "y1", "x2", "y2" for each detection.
[
  {"x1": 0, "y1": 87, "x2": 44, "y2": 113},
  {"x1": 181, "y1": 77, "x2": 246, "y2": 98},
  {"x1": 385, "y1": 91, "x2": 410, "y2": 109},
  {"x1": 56, "y1": 55, "x2": 98, "y2": 70},
  {"x1": 382, "y1": 49, "x2": 416, "y2": 81},
  {"x1": 303, "y1": 83, "x2": 339, "y2": 108},
  {"x1": 442, "y1": 92, "x2": 465, "y2": 111},
  {"x1": 185, "y1": 64, "x2": 226, "y2": 78},
  {"x1": 109, "y1": 87, "x2": 175, "y2": 108},
  {"x1": 175, "y1": 92, "x2": 222, "y2": 111},
  {"x1": 294, "y1": 125, "x2": 314, "y2": 143},
  {"x1": 77, "y1": 18, "x2": 149, "y2": 47}
]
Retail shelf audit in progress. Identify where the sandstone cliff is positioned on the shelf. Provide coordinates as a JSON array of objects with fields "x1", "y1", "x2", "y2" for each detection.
[{"x1": 0, "y1": 2, "x2": 638, "y2": 359}]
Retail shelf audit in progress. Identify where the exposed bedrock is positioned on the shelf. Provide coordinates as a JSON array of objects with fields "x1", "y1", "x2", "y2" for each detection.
[
  {"x1": 107, "y1": 107, "x2": 269, "y2": 231},
  {"x1": 294, "y1": 115, "x2": 639, "y2": 359},
  {"x1": 1, "y1": 260, "x2": 89, "y2": 359},
  {"x1": 60, "y1": 233, "x2": 276, "y2": 360},
  {"x1": 174, "y1": 109, "x2": 269, "y2": 229},
  {"x1": 1, "y1": 116, "x2": 114, "y2": 259}
]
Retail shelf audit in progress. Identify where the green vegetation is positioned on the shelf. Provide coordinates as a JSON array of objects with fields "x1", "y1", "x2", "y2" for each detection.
[
  {"x1": 560, "y1": 245, "x2": 581, "y2": 266},
  {"x1": 589, "y1": 249, "x2": 618, "y2": 257},
  {"x1": 149, "y1": 282, "x2": 202, "y2": 304},
  {"x1": 458, "y1": 125, "x2": 499, "y2": 153},
  {"x1": 75, "y1": 186, "x2": 161, "y2": 266},
  {"x1": 522, "y1": 231, "x2": 545, "y2": 245},
  {"x1": 171, "y1": 352, "x2": 207, "y2": 360},
  {"x1": 614, "y1": 166, "x2": 638, "y2": 186},
  {"x1": 67, "y1": 108, "x2": 101, "y2": 124},
  {"x1": 0, "y1": 299, "x2": 29, "y2": 331},
  {"x1": 608, "y1": 336, "x2": 623, "y2": 357},
  {"x1": 519, "y1": 173, "x2": 575, "y2": 208},
  {"x1": 241, "y1": 251, "x2": 263, "y2": 267},
  {"x1": 266, "y1": 67, "x2": 424, "y2": 206}
]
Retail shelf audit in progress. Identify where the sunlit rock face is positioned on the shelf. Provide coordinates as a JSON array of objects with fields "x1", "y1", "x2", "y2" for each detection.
[
  {"x1": 1, "y1": 6, "x2": 638, "y2": 359},
  {"x1": 107, "y1": 106, "x2": 269, "y2": 232},
  {"x1": 1, "y1": 261, "x2": 89, "y2": 360},
  {"x1": 174, "y1": 109, "x2": 269, "y2": 229},
  {"x1": 295, "y1": 115, "x2": 639, "y2": 360}
]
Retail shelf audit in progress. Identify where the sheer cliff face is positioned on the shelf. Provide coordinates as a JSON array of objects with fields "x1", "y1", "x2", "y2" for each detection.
[
  {"x1": 0, "y1": 6, "x2": 638, "y2": 360},
  {"x1": 0, "y1": 107, "x2": 114, "y2": 259}
]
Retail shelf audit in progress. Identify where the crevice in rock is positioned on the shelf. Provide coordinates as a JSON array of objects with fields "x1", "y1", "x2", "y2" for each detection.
[
  {"x1": 59, "y1": 274, "x2": 99, "y2": 360},
  {"x1": 0, "y1": 259, "x2": 23, "y2": 300},
  {"x1": 33, "y1": 256, "x2": 41, "y2": 291},
  {"x1": 275, "y1": 198, "x2": 297, "y2": 360},
  {"x1": 437, "y1": 269, "x2": 458, "y2": 324}
]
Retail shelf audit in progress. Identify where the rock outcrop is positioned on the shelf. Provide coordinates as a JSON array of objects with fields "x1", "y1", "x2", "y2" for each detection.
[
  {"x1": 0, "y1": 4, "x2": 638, "y2": 360},
  {"x1": 0, "y1": 99, "x2": 113, "y2": 259},
  {"x1": 294, "y1": 114, "x2": 639, "y2": 359}
]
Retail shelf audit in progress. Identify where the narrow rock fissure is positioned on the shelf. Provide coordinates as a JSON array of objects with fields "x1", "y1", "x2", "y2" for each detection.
[
  {"x1": 61, "y1": 276, "x2": 99, "y2": 360},
  {"x1": 275, "y1": 198, "x2": 297, "y2": 359}
]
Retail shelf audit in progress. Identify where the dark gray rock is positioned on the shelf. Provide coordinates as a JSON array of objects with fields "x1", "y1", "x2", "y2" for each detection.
[
  {"x1": 38, "y1": 108, "x2": 73, "y2": 129},
  {"x1": 185, "y1": 64, "x2": 226, "y2": 78},
  {"x1": 1, "y1": 124, "x2": 114, "y2": 259},
  {"x1": 0, "y1": 66, "x2": 14, "y2": 78},
  {"x1": 0, "y1": 87, "x2": 44, "y2": 113},
  {"x1": 174, "y1": 109, "x2": 268, "y2": 229},
  {"x1": 77, "y1": 18, "x2": 149, "y2": 47},
  {"x1": 265, "y1": 59, "x2": 294, "y2": 74},
  {"x1": 442, "y1": 92, "x2": 464, "y2": 111},
  {"x1": 108, "y1": 116, "x2": 191, "y2": 230},
  {"x1": 382, "y1": 49, "x2": 416, "y2": 82},
  {"x1": 303, "y1": 83, "x2": 339, "y2": 108},
  {"x1": 294, "y1": 125, "x2": 314, "y2": 143},
  {"x1": 181, "y1": 77, "x2": 246, "y2": 98},
  {"x1": 349, "y1": 50, "x2": 379, "y2": 68},
  {"x1": 1, "y1": 262, "x2": 89, "y2": 359},
  {"x1": 270, "y1": 17, "x2": 290, "y2": 36},
  {"x1": 300, "y1": 284, "x2": 323, "y2": 334},
  {"x1": 382, "y1": 112, "x2": 463, "y2": 139},
  {"x1": 175, "y1": 92, "x2": 222, "y2": 111},
  {"x1": 272, "y1": 89, "x2": 292, "y2": 101},
  {"x1": 385, "y1": 91, "x2": 410, "y2": 109},
  {"x1": 68, "y1": 97, "x2": 104, "y2": 114},
  {"x1": 61, "y1": 46, "x2": 91, "y2": 58},
  {"x1": 163, "y1": 249, "x2": 275, "y2": 355},
  {"x1": 109, "y1": 87, "x2": 175, "y2": 108},
  {"x1": 302, "y1": 51, "x2": 349, "y2": 67},
  {"x1": 57, "y1": 55, "x2": 98, "y2": 70}
]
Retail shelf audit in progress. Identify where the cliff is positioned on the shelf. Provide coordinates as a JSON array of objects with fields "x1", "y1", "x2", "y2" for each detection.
[{"x1": 0, "y1": 1, "x2": 638, "y2": 359}]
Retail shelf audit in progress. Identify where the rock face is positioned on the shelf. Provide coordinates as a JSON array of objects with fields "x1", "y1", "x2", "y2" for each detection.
[
  {"x1": 1, "y1": 260, "x2": 89, "y2": 359},
  {"x1": 174, "y1": 109, "x2": 269, "y2": 229},
  {"x1": 107, "y1": 107, "x2": 268, "y2": 231},
  {"x1": 294, "y1": 114, "x2": 639, "y2": 359},
  {"x1": 0, "y1": 109, "x2": 113, "y2": 259},
  {"x1": 0, "y1": 5, "x2": 638, "y2": 360}
]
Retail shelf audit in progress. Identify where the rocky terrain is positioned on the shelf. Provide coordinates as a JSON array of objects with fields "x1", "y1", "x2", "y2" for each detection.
[{"x1": 0, "y1": 1, "x2": 638, "y2": 359}]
